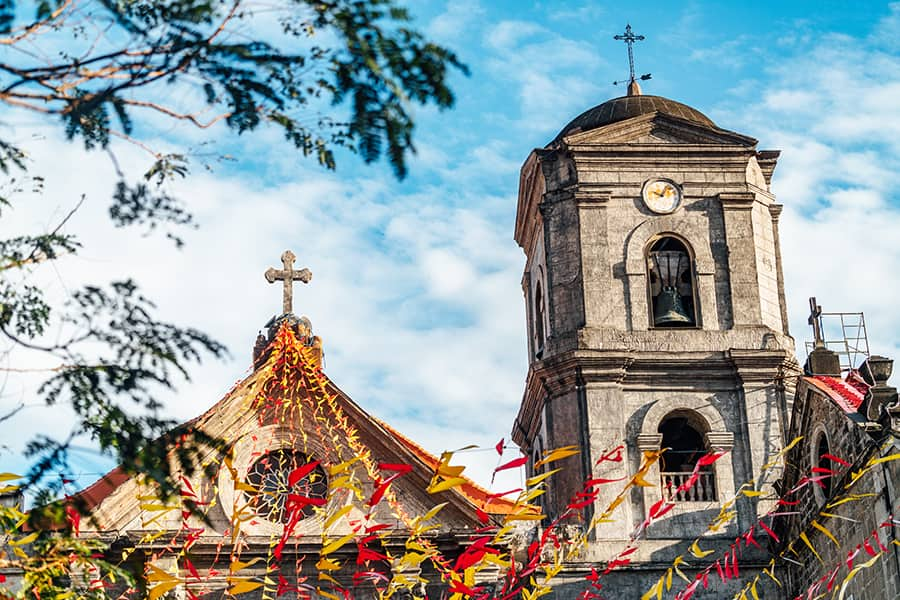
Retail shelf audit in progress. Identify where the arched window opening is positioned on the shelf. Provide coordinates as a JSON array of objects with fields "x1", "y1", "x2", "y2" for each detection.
[
  {"x1": 647, "y1": 236, "x2": 697, "y2": 328},
  {"x1": 816, "y1": 434, "x2": 832, "y2": 499},
  {"x1": 658, "y1": 415, "x2": 716, "y2": 502},
  {"x1": 531, "y1": 436, "x2": 544, "y2": 478},
  {"x1": 534, "y1": 279, "x2": 546, "y2": 356},
  {"x1": 530, "y1": 436, "x2": 548, "y2": 522}
]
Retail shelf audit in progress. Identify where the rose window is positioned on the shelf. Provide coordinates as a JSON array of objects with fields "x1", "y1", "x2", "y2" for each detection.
[{"x1": 245, "y1": 449, "x2": 327, "y2": 523}]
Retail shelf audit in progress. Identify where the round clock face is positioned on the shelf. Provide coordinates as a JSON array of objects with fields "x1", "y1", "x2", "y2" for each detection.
[{"x1": 642, "y1": 179, "x2": 682, "y2": 214}]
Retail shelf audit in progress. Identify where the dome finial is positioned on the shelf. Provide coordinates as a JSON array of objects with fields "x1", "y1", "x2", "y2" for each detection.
[
  {"x1": 627, "y1": 79, "x2": 642, "y2": 96},
  {"x1": 613, "y1": 24, "x2": 652, "y2": 94}
]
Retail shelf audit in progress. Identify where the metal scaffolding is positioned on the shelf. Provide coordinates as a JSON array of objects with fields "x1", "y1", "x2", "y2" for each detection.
[{"x1": 805, "y1": 310, "x2": 870, "y2": 373}]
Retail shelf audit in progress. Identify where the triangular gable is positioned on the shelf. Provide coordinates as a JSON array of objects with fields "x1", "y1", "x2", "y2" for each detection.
[
  {"x1": 82, "y1": 323, "x2": 517, "y2": 537},
  {"x1": 561, "y1": 112, "x2": 757, "y2": 147}
]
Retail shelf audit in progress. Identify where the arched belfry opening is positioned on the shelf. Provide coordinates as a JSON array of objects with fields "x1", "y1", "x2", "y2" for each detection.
[
  {"x1": 646, "y1": 236, "x2": 697, "y2": 328},
  {"x1": 658, "y1": 413, "x2": 716, "y2": 502}
]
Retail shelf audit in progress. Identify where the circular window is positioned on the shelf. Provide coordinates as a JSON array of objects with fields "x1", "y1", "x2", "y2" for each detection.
[{"x1": 245, "y1": 449, "x2": 327, "y2": 523}]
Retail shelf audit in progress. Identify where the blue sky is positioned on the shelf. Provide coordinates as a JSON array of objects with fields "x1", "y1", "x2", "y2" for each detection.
[{"x1": 3, "y1": 1, "x2": 900, "y2": 493}]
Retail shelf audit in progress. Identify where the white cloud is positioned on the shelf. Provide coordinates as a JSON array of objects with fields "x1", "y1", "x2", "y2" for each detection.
[
  {"x1": 543, "y1": 3, "x2": 605, "y2": 23},
  {"x1": 481, "y1": 20, "x2": 605, "y2": 134},
  {"x1": 427, "y1": 0, "x2": 486, "y2": 43},
  {"x1": 720, "y1": 9, "x2": 900, "y2": 369}
]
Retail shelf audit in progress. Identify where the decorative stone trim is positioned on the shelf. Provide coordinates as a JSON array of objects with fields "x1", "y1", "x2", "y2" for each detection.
[
  {"x1": 624, "y1": 217, "x2": 716, "y2": 276},
  {"x1": 718, "y1": 191, "x2": 756, "y2": 210},
  {"x1": 704, "y1": 431, "x2": 734, "y2": 451},
  {"x1": 636, "y1": 433, "x2": 663, "y2": 451}
]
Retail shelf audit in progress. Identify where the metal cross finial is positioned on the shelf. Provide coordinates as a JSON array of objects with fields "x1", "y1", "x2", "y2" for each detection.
[
  {"x1": 613, "y1": 24, "x2": 651, "y2": 89},
  {"x1": 265, "y1": 250, "x2": 311, "y2": 315},
  {"x1": 808, "y1": 296, "x2": 825, "y2": 349}
]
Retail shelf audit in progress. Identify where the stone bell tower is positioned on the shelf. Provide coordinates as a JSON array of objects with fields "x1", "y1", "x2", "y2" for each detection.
[{"x1": 510, "y1": 78, "x2": 799, "y2": 592}]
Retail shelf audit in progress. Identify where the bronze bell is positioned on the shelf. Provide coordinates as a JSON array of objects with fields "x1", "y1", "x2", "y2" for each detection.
[{"x1": 653, "y1": 287, "x2": 693, "y2": 326}]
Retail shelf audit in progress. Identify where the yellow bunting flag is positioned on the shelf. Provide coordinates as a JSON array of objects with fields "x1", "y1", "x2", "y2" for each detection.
[
  {"x1": 641, "y1": 576, "x2": 665, "y2": 600},
  {"x1": 838, "y1": 552, "x2": 882, "y2": 600},
  {"x1": 321, "y1": 532, "x2": 355, "y2": 556},
  {"x1": 810, "y1": 520, "x2": 840, "y2": 547},
  {"x1": 799, "y1": 531, "x2": 823, "y2": 564},
  {"x1": 534, "y1": 445, "x2": 579, "y2": 469},
  {"x1": 690, "y1": 541, "x2": 714, "y2": 558},
  {"x1": 227, "y1": 579, "x2": 264, "y2": 595}
]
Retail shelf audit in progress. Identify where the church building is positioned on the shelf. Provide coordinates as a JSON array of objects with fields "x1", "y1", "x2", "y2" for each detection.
[{"x1": 8, "y1": 26, "x2": 900, "y2": 600}]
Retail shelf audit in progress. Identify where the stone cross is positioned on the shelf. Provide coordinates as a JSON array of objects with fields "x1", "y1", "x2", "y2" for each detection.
[
  {"x1": 614, "y1": 24, "x2": 645, "y2": 83},
  {"x1": 265, "y1": 250, "x2": 311, "y2": 315},
  {"x1": 808, "y1": 296, "x2": 824, "y2": 348}
]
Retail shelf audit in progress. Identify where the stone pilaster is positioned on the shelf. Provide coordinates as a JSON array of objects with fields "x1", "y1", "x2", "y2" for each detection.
[
  {"x1": 574, "y1": 185, "x2": 611, "y2": 330},
  {"x1": 769, "y1": 204, "x2": 790, "y2": 336},
  {"x1": 540, "y1": 187, "x2": 584, "y2": 353},
  {"x1": 719, "y1": 192, "x2": 762, "y2": 326}
]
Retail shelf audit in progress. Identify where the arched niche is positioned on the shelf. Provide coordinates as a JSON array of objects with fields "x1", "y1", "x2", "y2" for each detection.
[
  {"x1": 534, "y1": 271, "x2": 547, "y2": 357},
  {"x1": 657, "y1": 412, "x2": 715, "y2": 502}
]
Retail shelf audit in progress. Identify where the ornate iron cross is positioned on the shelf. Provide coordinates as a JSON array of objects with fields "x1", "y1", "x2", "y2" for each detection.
[
  {"x1": 614, "y1": 24, "x2": 645, "y2": 83},
  {"x1": 265, "y1": 250, "x2": 311, "y2": 315}
]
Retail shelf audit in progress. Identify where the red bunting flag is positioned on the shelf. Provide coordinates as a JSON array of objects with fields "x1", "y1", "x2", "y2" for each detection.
[
  {"x1": 597, "y1": 445, "x2": 624, "y2": 464},
  {"x1": 494, "y1": 456, "x2": 528, "y2": 473},
  {"x1": 288, "y1": 460, "x2": 321, "y2": 487}
]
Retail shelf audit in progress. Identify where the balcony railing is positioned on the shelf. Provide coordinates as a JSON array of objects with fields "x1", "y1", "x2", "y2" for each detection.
[{"x1": 660, "y1": 471, "x2": 716, "y2": 502}]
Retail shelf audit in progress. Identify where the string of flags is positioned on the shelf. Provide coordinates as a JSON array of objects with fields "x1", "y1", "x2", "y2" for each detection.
[{"x1": 1, "y1": 322, "x2": 899, "y2": 599}]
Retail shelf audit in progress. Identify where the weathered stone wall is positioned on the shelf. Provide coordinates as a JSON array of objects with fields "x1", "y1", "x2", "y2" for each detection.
[{"x1": 777, "y1": 383, "x2": 900, "y2": 600}]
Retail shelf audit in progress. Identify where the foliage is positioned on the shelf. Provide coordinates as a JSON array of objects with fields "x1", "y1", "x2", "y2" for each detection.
[
  {"x1": 0, "y1": 0, "x2": 465, "y2": 512},
  {"x1": 0, "y1": 0, "x2": 466, "y2": 182}
]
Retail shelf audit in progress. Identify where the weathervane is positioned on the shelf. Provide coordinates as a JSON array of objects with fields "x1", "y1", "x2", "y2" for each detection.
[
  {"x1": 613, "y1": 24, "x2": 652, "y2": 92},
  {"x1": 265, "y1": 250, "x2": 311, "y2": 315}
]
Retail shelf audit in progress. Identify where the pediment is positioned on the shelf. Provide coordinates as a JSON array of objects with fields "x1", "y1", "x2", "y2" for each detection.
[
  {"x1": 81, "y1": 324, "x2": 516, "y2": 539},
  {"x1": 562, "y1": 112, "x2": 757, "y2": 147}
]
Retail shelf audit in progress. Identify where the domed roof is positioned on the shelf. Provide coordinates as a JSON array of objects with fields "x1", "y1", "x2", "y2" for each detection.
[{"x1": 555, "y1": 95, "x2": 716, "y2": 141}]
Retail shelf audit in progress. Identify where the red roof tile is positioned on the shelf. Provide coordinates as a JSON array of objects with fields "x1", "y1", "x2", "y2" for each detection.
[
  {"x1": 74, "y1": 466, "x2": 130, "y2": 511},
  {"x1": 805, "y1": 374, "x2": 868, "y2": 414},
  {"x1": 377, "y1": 420, "x2": 519, "y2": 515}
]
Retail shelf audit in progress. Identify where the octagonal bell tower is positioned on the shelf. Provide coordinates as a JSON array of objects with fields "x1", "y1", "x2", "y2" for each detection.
[{"x1": 511, "y1": 88, "x2": 799, "y2": 595}]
